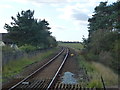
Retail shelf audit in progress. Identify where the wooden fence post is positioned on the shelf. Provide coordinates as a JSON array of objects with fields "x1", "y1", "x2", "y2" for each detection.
[{"x1": 101, "y1": 75, "x2": 106, "y2": 90}]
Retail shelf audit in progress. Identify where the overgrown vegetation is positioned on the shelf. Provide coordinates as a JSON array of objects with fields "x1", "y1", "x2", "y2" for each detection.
[
  {"x1": 2, "y1": 47, "x2": 58, "y2": 82},
  {"x1": 82, "y1": 1, "x2": 120, "y2": 75},
  {"x1": 19, "y1": 44, "x2": 37, "y2": 53},
  {"x1": 77, "y1": 55, "x2": 118, "y2": 88},
  {"x1": 2, "y1": 46, "x2": 15, "y2": 52}
]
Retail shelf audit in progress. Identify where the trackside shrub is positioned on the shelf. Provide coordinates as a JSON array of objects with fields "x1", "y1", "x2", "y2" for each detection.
[
  {"x1": 2, "y1": 46, "x2": 15, "y2": 52},
  {"x1": 84, "y1": 53, "x2": 98, "y2": 61},
  {"x1": 19, "y1": 44, "x2": 37, "y2": 53}
]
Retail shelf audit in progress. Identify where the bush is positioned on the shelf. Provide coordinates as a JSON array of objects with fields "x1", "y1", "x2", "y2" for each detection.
[
  {"x1": 80, "y1": 48, "x2": 88, "y2": 55},
  {"x1": 2, "y1": 46, "x2": 15, "y2": 52},
  {"x1": 84, "y1": 53, "x2": 98, "y2": 61},
  {"x1": 19, "y1": 44, "x2": 37, "y2": 53},
  {"x1": 99, "y1": 51, "x2": 113, "y2": 66}
]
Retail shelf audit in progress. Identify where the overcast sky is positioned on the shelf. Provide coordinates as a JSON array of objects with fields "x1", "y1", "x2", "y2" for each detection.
[{"x1": 0, "y1": 0, "x2": 116, "y2": 41}]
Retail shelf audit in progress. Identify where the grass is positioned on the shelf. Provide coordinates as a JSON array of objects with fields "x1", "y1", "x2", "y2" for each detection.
[
  {"x1": 91, "y1": 62, "x2": 118, "y2": 86},
  {"x1": 58, "y1": 42, "x2": 83, "y2": 51},
  {"x1": 2, "y1": 47, "x2": 58, "y2": 82},
  {"x1": 77, "y1": 55, "x2": 102, "y2": 88},
  {"x1": 77, "y1": 55, "x2": 118, "y2": 88}
]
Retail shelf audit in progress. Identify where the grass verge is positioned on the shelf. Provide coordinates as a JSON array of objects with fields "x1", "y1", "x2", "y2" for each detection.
[
  {"x1": 77, "y1": 55, "x2": 118, "y2": 88},
  {"x1": 2, "y1": 47, "x2": 58, "y2": 82},
  {"x1": 91, "y1": 62, "x2": 118, "y2": 86}
]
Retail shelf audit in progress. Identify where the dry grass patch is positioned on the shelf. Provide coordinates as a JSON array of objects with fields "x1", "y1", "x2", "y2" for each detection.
[
  {"x1": 92, "y1": 62, "x2": 118, "y2": 86},
  {"x1": 77, "y1": 55, "x2": 118, "y2": 88}
]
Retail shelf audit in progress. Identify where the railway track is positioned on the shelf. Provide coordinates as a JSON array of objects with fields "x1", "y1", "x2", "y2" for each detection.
[
  {"x1": 3, "y1": 47, "x2": 111, "y2": 90},
  {"x1": 6, "y1": 48, "x2": 68, "y2": 90}
]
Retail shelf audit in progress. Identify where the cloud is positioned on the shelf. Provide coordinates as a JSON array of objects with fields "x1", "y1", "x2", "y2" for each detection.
[
  {"x1": 28, "y1": 0, "x2": 68, "y2": 3},
  {"x1": 57, "y1": 2, "x2": 91, "y2": 22},
  {"x1": 27, "y1": 0, "x2": 110, "y2": 3},
  {"x1": 10, "y1": 0, "x2": 117, "y2": 4},
  {"x1": 52, "y1": 25, "x2": 67, "y2": 30},
  {"x1": 55, "y1": 26, "x2": 64, "y2": 30},
  {"x1": 50, "y1": 3, "x2": 62, "y2": 7},
  {"x1": 31, "y1": 2, "x2": 43, "y2": 7},
  {"x1": 11, "y1": 0, "x2": 29, "y2": 4},
  {"x1": 0, "y1": 4, "x2": 13, "y2": 8},
  {"x1": 26, "y1": 0, "x2": 108, "y2": 3},
  {"x1": 72, "y1": 9, "x2": 89, "y2": 21},
  {"x1": 57, "y1": 5, "x2": 74, "y2": 20}
]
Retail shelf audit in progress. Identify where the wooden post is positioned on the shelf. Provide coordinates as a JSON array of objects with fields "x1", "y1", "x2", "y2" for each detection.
[{"x1": 101, "y1": 76, "x2": 106, "y2": 90}]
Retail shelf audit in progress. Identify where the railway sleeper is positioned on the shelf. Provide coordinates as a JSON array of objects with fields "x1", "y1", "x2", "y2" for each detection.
[{"x1": 53, "y1": 83, "x2": 82, "y2": 89}]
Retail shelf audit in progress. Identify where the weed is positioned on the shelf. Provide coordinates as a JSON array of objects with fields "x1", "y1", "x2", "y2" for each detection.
[
  {"x1": 91, "y1": 62, "x2": 118, "y2": 86},
  {"x1": 87, "y1": 79, "x2": 102, "y2": 88},
  {"x1": 77, "y1": 55, "x2": 118, "y2": 87}
]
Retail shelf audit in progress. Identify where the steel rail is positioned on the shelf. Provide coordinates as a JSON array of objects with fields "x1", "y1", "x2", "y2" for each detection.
[
  {"x1": 9, "y1": 48, "x2": 64, "y2": 90},
  {"x1": 46, "y1": 48, "x2": 69, "y2": 90}
]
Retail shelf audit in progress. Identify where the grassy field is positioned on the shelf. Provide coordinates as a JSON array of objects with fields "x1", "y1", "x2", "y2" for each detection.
[
  {"x1": 58, "y1": 42, "x2": 83, "y2": 50},
  {"x1": 59, "y1": 42, "x2": 118, "y2": 88},
  {"x1": 2, "y1": 47, "x2": 58, "y2": 82}
]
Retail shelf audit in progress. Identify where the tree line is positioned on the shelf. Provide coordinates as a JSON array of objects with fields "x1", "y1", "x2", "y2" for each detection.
[
  {"x1": 82, "y1": 1, "x2": 120, "y2": 74},
  {"x1": 4, "y1": 10, "x2": 57, "y2": 51}
]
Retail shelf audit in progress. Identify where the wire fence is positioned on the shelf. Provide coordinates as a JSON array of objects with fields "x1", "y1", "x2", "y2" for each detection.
[{"x1": 2, "y1": 49, "x2": 49, "y2": 65}]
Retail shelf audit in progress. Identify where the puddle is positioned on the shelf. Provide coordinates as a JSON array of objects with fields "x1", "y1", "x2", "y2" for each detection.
[{"x1": 61, "y1": 72, "x2": 78, "y2": 84}]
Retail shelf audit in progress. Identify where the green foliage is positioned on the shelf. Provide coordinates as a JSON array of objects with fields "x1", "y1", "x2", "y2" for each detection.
[
  {"x1": 2, "y1": 47, "x2": 58, "y2": 81},
  {"x1": 86, "y1": 1, "x2": 120, "y2": 52},
  {"x1": 85, "y1": 53, "x2": 98, "y2": 61},
  {"x1": 4, "y1": 9, "x2": 57, "y2": 48},
  {"x1": 2, "y1": 46, "x2": 15, "y2": 52},
  {"x1": 77, "y1": 55, "x2": 102, "y2": 88},
  {"x1": 47, "y1": 36, "x2": 58, "y2": 47},
  {"x1": 87, "y1": 79, "x2": 102, "y2": 88},
  {"x1": 3, "y1": 57, "x2": 33, "y2": 78},
  {"x1": 77, "y1": 55, "x2": 95, "y2": 72},
  {"x1": 83, "y1": 1, "x2": 120, "y2": 74},
  {"x1": 19, "y1": 44, "x2": 37, "y2": 53},
  {"x1": 59, "y1": 42, "x2": 83, "y2": 50}
]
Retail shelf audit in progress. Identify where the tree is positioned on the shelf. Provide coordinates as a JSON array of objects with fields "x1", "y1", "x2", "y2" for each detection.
[
  {"x1": 83, "y1": 1, "x2": 120, "y2": 73},
  {"x1": 4, "y1": 10, "x2": 57, "y2": 49},
  {"x1": 86, "y1": 1, "x2": 120, "y2": 53}
]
